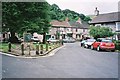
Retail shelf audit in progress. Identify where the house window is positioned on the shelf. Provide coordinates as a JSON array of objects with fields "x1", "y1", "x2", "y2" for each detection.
[
  {"x1": 118, "y1": 34, "x2": 120, "y2": 40},
  {"x1": 71, "y1": 28, "x2": 73, "y2": 32},
  {"x1": 95, "y1": 24, "x2": 101, "y2": 27},
  {"x1": 67, "y1": 28, "x2": 69, "y2": 31},
  {"x1": 83, "y1": 29, "x2": 85, "y2": 32},
  {"x1": 76, "y1": 35, "x2": 77, "y2": 38},
  {"x1": 76, "y1": 29, "x2": 78, "y2": 32}
]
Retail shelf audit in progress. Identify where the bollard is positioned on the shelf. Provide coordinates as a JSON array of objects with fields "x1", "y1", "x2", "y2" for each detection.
[
  {"x1": 55, "y1": 42, "x2": 57, "y2": 48},
  {"x1": 36, "y1": 44, "x2": 39, "y2": 55},
  {"x1": 8, "y1": 42, "x2": 11, "y2": 52},
  {"x1": 60, "y1": 41, "x2": 62, "y2": 46},
  {"x1": 21, "y1": 43, "x2": 24, "y2": 55},
  {"x1": 59, "y1": 41, "x2": 61, "y2": 46},
  {"x1": 40, "y1": 44, "x2": 43, "y2": 54},
  {"x1": 57, "y1": 42, "x2": 59, "y2": 47},
  {"x1": 49, "y1": 43, "x2": 51, "y2": 49},
  {"x1": 62, "y1": 40, "x2": 64, "y2": 45},
  {"x1": 54, "y1": 42, "x2": 56, "y2": 48},
  {"x1": 58, "y1": 41, "x2": 60, "y2": 46},
  {"x1": 57, "y1": 41, "x2": 59, "y2": 47},
  {"x1": 53, "y1": 42, "x2": 55, "y2": 49},
  {"x1": 56, "y1": 42, "x2": 58, "y2": 47},
  {"x1": 46, "y1": 43, "x2": 49, "y2": 51},
  {"x1": 28, "y1": 43, "x2": 31, "y2": 55}
]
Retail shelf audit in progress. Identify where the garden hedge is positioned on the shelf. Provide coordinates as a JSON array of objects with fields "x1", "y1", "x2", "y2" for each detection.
[{"x1": 113, "y1": 40, "x2": 120, "y2": 50}]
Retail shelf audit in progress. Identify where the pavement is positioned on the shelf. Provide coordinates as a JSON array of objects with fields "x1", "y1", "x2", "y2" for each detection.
[
  {"x1": 1, "y1": 42, "x2": 119, "y2": 78},
  {"x1": 0, "y1": 54, "x2": 2, "y2": 80}
]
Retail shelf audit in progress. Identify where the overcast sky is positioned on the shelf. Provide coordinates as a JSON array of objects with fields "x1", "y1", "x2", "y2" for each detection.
[{"x1": 47, "y1": 0, "x2": 120, "y2": 15}]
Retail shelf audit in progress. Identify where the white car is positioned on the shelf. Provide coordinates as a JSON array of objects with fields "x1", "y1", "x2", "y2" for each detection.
[
  {"x1": 31, "y1": 37, "x2": 40, "y2": 42},
  {"x1": 63, "y1": 37, "x2": 75, "y2": 43},
  {"x1": 84, "y1": 39, "x2": 96, "y2": 48},
  {"x1": 80, "y1": 40, "x2": 87, "y2": 47},
  {"x1": 47, "y1": 38, "x2": 59, "y2": 43}
]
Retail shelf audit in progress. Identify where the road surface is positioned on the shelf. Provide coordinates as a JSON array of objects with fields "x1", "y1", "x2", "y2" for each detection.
[{"x1": 1, "y1": 42, "x2": 118, "y2": 78}]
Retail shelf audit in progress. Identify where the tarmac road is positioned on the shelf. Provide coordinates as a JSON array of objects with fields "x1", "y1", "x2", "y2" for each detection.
[{"x1": 1, "y1": 42, "x2": 118, "y2": 78}]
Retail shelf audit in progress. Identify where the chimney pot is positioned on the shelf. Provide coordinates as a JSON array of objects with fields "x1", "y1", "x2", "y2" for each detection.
[{"x1": 95, "y1": 7, "x2": 99, "y2": 16}]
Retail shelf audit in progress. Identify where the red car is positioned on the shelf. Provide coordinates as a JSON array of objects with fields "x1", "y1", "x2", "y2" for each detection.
[{"x1": 91, "y1": 39, "x2": 115, "y2": 52}]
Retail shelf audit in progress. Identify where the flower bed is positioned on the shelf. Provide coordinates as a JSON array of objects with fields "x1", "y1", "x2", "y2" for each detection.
[{"x1": 0, "y1": 42, "x2": 63, "y2": 57}]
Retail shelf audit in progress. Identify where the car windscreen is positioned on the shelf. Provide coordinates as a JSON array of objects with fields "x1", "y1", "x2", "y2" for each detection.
[
  {"x1": 49, "y1": 38, "x2": 55, "y2": 40},
  {"x1": 87, "y1": 39, "x2": 95, "y2": 42},
  {"x1": 101, "y1": 39, "x2": 112, "y2": 43},
  {"x1": 81, "y1": 40, "x2": 86, "y2": 42}
]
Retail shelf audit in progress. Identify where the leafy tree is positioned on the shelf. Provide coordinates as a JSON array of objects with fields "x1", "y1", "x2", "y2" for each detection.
[
  {"x1": 50, "y1": 4, "x2": 65, "y2": 21},
  {"x1": 62, "y1": 9, "x2": 91, "y2": 22},
  {"x1": 89, "y1": 26, "x2": 115, "y2": 39},
  {"x1": 2, "y1": 2, "x2": 51, "y2": 43},
  {"x1": 2, "y1": 2, "x2": 24, "y2": 43},
  {"x1": 84, "y1": 16, "x2": 92, "y2": 23},
  {"x1": 78, "y1": 14, "x2": 85, "y2": 21},
  {"x1": 50, "y1": 4, "x2": 91, "y2": 23},
  {"x1": 63, "y1": 9, "x2": 79, "y2": 21}
]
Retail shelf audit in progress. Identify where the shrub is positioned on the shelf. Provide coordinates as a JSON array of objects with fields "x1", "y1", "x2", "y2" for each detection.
[
  {"x1": 89, "y1": 26, "x2": 115, "y2": 39},
  {"x1": 113, "y1": 40, "x2": 120, "y2": 50}
]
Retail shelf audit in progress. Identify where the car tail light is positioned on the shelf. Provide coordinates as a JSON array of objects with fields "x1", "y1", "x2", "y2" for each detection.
[
  {"x1": 111, "y1": 43, "x2": 115, "y2": 46},
  {"x1": 100, "y1": 43, "x2": 106, "y2": 46}
]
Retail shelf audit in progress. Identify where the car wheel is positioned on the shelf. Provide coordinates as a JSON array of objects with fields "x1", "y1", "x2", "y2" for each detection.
[
  {"x1": 86, "y1": 45, "x2": 89, "y2": 49},
  {"x1": 97, "y1": 46, "x2": 101, "y2": 51},
  {"x1": 85, "y1": 44, "x2": 88, "y2": 48},
  {"x1": 84, "y1": 44, "x2": 86, "y2": 48},
  {"x1": 81, "y1": 44, "x2": 83, "y2": 47},
  {"x1": 81, "y1": 44, "x2": 82, "y2": 47},
  {"x1": 91, "y1": 45, "x2": 94, "y2": 50},
  {"x1": 111, "y1": 50, "x2": 115, "y2": 52}
]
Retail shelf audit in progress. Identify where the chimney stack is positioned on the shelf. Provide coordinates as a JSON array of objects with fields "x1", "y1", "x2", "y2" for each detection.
[
  {"x1": 65, "y1": 17, "x2": 69, "y2": 22},
  {"x1": 94, "y1": 7, "x2": 99, "y2": 16},
  {"x1": 76, "y1": 18, "x2": 82, "y2": 24}
]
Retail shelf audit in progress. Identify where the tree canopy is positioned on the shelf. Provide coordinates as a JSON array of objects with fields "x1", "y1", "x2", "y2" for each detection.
[
  {"x1": 2, "y1": 3, "x2": 91, "y2": 34},
  {"x1": 2, "y1": 2, "x2": 91, "y2": 43},
  {"x1": 2, "y1": 2, "x2": 51, "y2": 43},
  {"x1": 50, "y1": 4, "x2": 91, "y2": 23},
  {"x1": 49, "y1": 4, "x2": 66, "y2": 21},
  {"x1": 2, "y1": 2, "x2": 51, "y2": 33},
  {"x1": 89, "y1": 26, "x2": 115, "y2": 39}
]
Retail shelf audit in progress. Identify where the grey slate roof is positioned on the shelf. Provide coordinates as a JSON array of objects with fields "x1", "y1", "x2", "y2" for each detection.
[
  {"x1": 90, "y1": 12, "x2": 120, "y2": 24},
  {"x1": 50, "y1": 20, "x2": 70, "y2": 27},
  {"x1": 51, "y1": 20, "x2": 90, "y2": 29},
  {"x1": 69, "y1": 21, "x2": 89, "y2": 29}
]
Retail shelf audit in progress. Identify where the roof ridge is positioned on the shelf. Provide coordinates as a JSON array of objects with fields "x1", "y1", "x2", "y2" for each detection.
[{"x1": 99, "y1": 12, "x2": 120, "y2": 15}]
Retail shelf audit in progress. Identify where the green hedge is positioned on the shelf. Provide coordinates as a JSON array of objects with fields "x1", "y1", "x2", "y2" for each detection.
[{"x1": 113, "y1": 40, "x2": 120, "y2": 50}]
